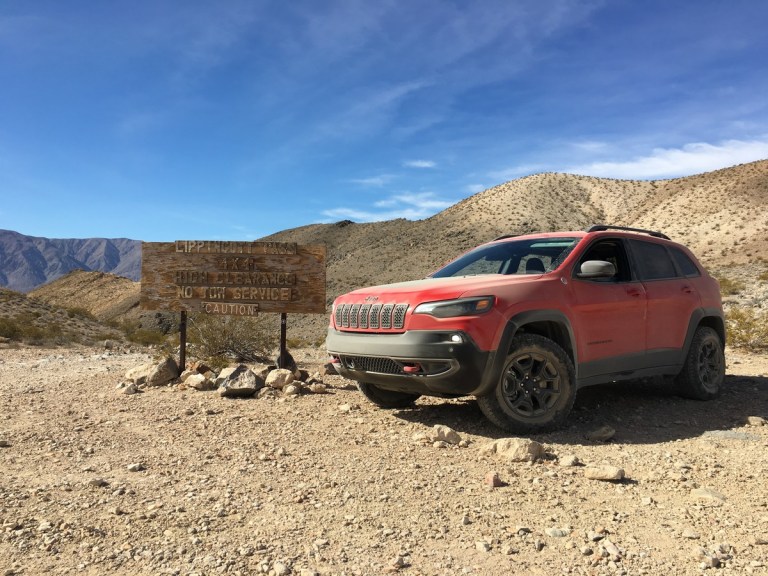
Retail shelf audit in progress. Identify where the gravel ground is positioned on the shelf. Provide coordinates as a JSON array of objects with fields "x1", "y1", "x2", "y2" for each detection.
[{"x1": 1, "y1": 345, "x2": 767, "y2": 576}]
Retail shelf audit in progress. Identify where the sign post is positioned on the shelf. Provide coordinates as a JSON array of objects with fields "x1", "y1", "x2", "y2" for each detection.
[{"x1": 140, "y1": 240, "x2": 326, "y2": 371}]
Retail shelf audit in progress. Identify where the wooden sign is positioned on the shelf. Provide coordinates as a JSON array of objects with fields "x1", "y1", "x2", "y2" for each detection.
[{"x1": 140, "y1": 241, "x2": 326, "y2": 315}]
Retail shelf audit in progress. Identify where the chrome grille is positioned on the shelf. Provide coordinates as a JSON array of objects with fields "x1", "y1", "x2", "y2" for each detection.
[
  {"x1": 369, "y1": 304, "x2": 382, "y2": 329},
  {"x1": 359, "y1": 304, "x2": 371, "y2": 328},
  {"x1": 335, "y1": 302, "x2": 408, "y2": 331},
  {"x1": 349, "y1": 304, "x2": 360, "y2": 328},
  {"x1": 381, "y1": 304, "x2": 393, "y2": 329}
]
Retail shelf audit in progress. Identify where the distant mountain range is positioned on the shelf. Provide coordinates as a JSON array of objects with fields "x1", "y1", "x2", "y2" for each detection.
[{"x1": 0, "y1": 230, "x2": 141, "y2": 292}]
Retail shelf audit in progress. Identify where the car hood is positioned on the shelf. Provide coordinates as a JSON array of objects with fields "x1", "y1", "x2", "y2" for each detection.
[{"x1": 335, "y1": 274, "x2": 542, "y2": 303}]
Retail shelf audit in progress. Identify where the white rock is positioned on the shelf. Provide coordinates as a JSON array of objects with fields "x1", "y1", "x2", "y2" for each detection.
[
  {"x1": 584, "y1": 465, "x2": 625, "y2": 481},
  {"x1": 266, "y1": 368, "x2": 295, "y2": 389},
  {"x1": 432, "y1": 424, "x2": 461, "y2": 445},
  {"x1": 480, "y1": 438, "x2": 544, "y2": 462}
]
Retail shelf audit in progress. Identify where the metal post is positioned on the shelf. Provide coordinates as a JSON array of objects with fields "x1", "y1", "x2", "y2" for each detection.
[
  {"x1": 179, "y1": 310, "x2": 187, "y2": 375},
  {"x1": 279, "y1": 313, "x2": 287, "y2": 369}
]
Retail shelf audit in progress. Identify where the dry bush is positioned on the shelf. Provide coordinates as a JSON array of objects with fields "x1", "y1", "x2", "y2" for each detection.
[
  {"x1": 188, "y1": 313, "x2": 278, "y2": 363},
  {"x1": 716, "y1": 275, "x2": 746, "y2": 296},
  {"x1": 727, "y1": 306, "x2": 768, "y2": 350}
]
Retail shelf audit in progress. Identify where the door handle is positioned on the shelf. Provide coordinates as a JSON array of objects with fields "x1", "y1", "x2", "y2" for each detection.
[
  {"x1": 626, "y1": 288, "x2": 642, "y2": 297},
  {"x1": 682, "y1": 285, "x2": 694, "y2": 294}
]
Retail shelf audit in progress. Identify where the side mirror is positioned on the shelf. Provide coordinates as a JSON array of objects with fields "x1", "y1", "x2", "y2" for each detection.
[{"x1": 578, "y1": 260, "x2": 616, "y2": 279}]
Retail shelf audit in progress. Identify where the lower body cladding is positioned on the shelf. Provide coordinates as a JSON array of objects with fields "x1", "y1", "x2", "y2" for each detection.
[{"x1": 326, "y1": 328, "x2": 492, "y2": 397}]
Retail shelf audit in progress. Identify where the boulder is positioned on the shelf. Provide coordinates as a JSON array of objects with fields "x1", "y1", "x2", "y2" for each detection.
[
  {"x1": 480, "y1": 438, "x2": 544, "y2": 462},
  {"x1": 146, "y1": 357, "x2": 179, "y2": 387},
  {"x1": 186, "y1": 373, "x2": 216, "y2": 391},
  {"x1": 218, "y1": 365, "x2": 264, "y2": 398},
  {"x1": 266, "y1": 368, "x2": 295, "y2": 390},
  {"x1": 125, "y1": 363, "x2": 153, "y2": 386}
]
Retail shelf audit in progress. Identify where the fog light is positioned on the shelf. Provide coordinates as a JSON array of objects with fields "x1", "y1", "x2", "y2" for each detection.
[{"x1": 450, "y1": 334, "x2": 463, "y2": 343}]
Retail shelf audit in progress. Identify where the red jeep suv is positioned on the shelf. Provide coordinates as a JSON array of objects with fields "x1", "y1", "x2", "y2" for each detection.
[{"x1": 327, "y1": 225, "x2": 725, "y2": 432}]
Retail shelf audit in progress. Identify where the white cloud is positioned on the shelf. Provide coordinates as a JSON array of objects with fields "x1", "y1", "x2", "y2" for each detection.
[
  {"x1": 323, "y1": 191, "x2": 455, "y2": 223},
  {"x1": 347, "y1": 174, "x2": 396, "y2": 187},
  {"x1": 466, "y1": 183, "x2": 486, "y2": 194},
  {"x1": 488, "y1": 163, "x2": 548, "y2": 181},
  {"x1": 567, "y1": 138, "x2": 768, "y2": 179},
  {"x1": 403, "y1": 159, "x2": 436, "y2": 169}
]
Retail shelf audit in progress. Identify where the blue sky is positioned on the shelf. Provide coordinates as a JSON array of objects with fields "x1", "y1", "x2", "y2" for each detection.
[{"x1": 1, "y1": 0, "x2": 767, "y2": 241}]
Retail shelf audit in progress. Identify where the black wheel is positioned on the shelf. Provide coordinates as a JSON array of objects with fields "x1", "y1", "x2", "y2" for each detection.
[
  {"x1": 477, "y1": 334, "x2": 576, "y2": 433},
  {"x1": 357, "y1": 382, "x2": 421, "y2": 408},
  {"x1": 675, "y1": 326, "x2": 724, "y2": 400}
]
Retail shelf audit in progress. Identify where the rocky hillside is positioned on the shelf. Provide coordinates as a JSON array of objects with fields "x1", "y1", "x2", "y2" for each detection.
[
  {"x1": 0, "y1": 229, "x2": 141, "y2": 293},
  {"x1": 9, "y1": 160, "x2": 768, "y2": 342}
]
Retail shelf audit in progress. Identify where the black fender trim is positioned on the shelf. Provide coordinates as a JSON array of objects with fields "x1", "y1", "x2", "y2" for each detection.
[
  {"x1": 472, "y1": 309, "x2": 577, "y2": 397},
  {"x1": 681, "y1": 307, "x2": 726, "y2": 359}
]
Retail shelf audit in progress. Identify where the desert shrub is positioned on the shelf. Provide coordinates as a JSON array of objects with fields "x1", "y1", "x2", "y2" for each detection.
[
  {"x1": 126, "y1": 328, "x2": 168, "y2": 347},
  {"x1": 188, "y1": 313, "x2": 278, "y2": 363},
  {"x1": 758, "y1": 271, "x2": 768, "y2": 282},
  {"x1": 0, "y1": 317, "x2": 21, "y2": 340},
  {"x1": 727, "y1": 306, "x2": 768, "y2": 350},
  {"x1": 716, "y1": 276, "x2": 746, "y2": 296},
  {"x1": 66, "y1": 306, "x2": 95, "y2": 320}
]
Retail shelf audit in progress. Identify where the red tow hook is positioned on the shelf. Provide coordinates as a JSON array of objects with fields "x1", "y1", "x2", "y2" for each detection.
[{"x1": 403, "y1": 364, "x2": 422, "y2": 374}]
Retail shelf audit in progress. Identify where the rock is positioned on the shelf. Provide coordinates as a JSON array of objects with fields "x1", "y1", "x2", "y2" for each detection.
[
  {"x1": 432, "y1": 424, "x2": 461, "y2": 445},
  {"x1": 746, "y1": 416, "x2": 767, "y2": 426},
  {"x1": 584, "y1": 465, "x2": 625, "y2": 481},
  {"x1": 127, "y1": 463, "x2": 145, "y2": 472},
  {"x1": 0, "y1": 439, "x2": 11, "y2": 448},
  {"x1": 484, "y1": 471, "x2": 503, "y2": 488},
  {"x1": 272, "y1": 561, "x2": 290, "y2": 576},
  {"x1": 602, "y1": 539, "x2": 623, "y2": 560},
  {"x1": 559, "y1": 454, "x2": 580, "y2": 467},
  {"x1": 186, "y1": 373, "x2": 216, "y2": 391},
  {"x1": 123, "y1": 383, "x2": 140, "y2": 395},
  {"x1": 475, "y1": 540, "x2": 491, "y2": 552},
  {"x1": 125, "y1": 363, "x2": 153, "y2": 386},
  {"x1": 545, "y1": 527, "x2": 570, "y2": 538},
  {"x1": 682, "y1": 528, "x2": 700, "y2": 539},
  {"x1": 266, "y1": 368, "x2": 295, "y2": 390},
  {"x1": 480, "y1": 438, "x2": 544, "y2": 462},
  {"x1": 88, "y1": 478, "x2": 109, "y2": 487},
  {"x1": 283, "y1": 384, "x2": 300, "y2": 396},
  {"x1": 691, "y1": 487, "x2": 727, "y2": 503},
  {"x1": 308, "y1": 383, "x2": 327, "y2": 394},
  {"x1": 146, "y1": 357, "x2": 179, "y2": 386},
  {"x1": 219, "y1": 365, "x2": 264, "y2": 398},
  {"x1": 586, "y1": 425, "x2": 616, "y2": 442}
]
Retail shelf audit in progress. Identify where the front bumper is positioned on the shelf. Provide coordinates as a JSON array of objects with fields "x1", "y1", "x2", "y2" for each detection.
[{"x1": 326, "y1": 328, "x2": 493, "y2": 397}]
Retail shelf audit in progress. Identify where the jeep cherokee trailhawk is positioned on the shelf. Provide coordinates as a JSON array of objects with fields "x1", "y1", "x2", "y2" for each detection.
[{"x1": 327, "y1": 225, "x2": 725, "y2": 432}]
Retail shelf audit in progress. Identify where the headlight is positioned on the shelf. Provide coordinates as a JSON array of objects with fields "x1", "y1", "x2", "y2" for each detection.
[{"x1": 413, "y1": 296, "x2": 495, "y2": 318}]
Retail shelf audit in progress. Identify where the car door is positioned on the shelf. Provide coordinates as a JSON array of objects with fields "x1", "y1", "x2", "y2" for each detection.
[
  {"x1": 568, "y1": 238, "x2": 647, "y2": 378},
  {"x1": 628, "y1": 239, "x2": 701, "y2": 364}
]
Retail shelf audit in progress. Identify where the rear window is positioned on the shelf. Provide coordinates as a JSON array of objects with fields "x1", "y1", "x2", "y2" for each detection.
[
  {"x1": 630, "y1": 240, "x2": 678, "y2": 280},
  {"x1": 670, "y1": 247, "x2": 701, "y2": 277}
]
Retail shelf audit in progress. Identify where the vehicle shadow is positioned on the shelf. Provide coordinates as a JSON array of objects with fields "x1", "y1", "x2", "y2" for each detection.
[{"x1": 390, "y1": 373, "x2": 768, "y2": 445}]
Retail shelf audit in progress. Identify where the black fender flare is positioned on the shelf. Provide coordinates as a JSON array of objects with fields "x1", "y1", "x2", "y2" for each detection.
[
  {"x1": 680, "y1": 307, "x2": 726, "y2": 360},
  {"x1": 472, "y1": 309, "x2": 578, "y2": 397}
]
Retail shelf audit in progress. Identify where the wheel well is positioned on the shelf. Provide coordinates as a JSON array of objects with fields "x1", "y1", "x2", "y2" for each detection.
[
  {"x1": 515, "y1": 321, "x2": 574, "y2": 362},
  {"x1": 697, "y1": 315, "x2": 726, "y2": 348}
]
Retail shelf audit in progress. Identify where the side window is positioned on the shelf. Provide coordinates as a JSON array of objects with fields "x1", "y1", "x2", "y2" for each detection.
[
  {"x1": 576, "y1": 239, "x2": 632, "y2": 282},
  {"x1": 670, "y1": 247, "x2": 701, "y2": 277},
  {"x1": 631, "y1": 240, "x2": 678, "y2": 280}
]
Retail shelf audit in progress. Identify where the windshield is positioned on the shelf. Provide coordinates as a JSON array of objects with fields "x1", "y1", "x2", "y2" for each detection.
[{"x1": 432, "y1": 237, "x2": 579, "y2": 278}]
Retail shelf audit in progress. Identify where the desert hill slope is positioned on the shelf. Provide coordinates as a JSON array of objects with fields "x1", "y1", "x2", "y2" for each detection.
[{"x1": 17, "y1": 160, "x2": 768, "y2": 343}]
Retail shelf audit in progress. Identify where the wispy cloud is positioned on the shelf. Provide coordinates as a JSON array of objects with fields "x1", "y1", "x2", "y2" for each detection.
[
  {"x1": 567, "y1": 138, "x2": 768, "y2": 179},
  {"x1": 466, "y1": 183, "x2": 486, "y2": 194},
  {"x1": 347, "y1": 174, "x2": 396, "y2": 187},
  {"x1": 403, "y1": 159, "x2": 436, "y2": 169},
  {"x1": 323, "y1": 191, "x2": 455, "y2": 222},
  {"x1": 488, "y1": 163, "x2": 549, "y2": 181}
]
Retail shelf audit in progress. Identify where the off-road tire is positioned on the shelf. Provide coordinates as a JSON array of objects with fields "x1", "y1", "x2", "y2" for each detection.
[
  {"x1": 358, "y1": 382, "x2": 421, "y2": 408},
  {"x1": 675, "y1": 326, "x2": 724, "y2": 400},
  {"x1": 477, "y1": 334, "x2": 576, "y2": 433}
]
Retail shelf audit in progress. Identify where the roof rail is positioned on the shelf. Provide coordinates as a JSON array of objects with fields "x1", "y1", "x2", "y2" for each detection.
[{"x1": 586, "y1": 224, "x2": 670, "y2": 240}]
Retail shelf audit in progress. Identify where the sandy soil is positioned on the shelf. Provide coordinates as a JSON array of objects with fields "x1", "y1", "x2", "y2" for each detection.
[{"x1": 1, "y1": 345, "x2": 767, "y2": 576}]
